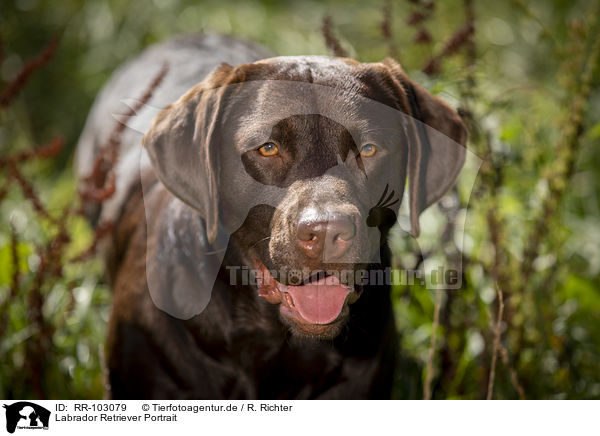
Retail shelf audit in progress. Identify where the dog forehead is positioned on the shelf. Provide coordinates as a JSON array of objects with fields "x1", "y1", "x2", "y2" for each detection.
[
  {"x1": 244, "y1": 56, "x2": 398, "y2": 103},
  {"x1": 217, "y1": 58, "x2": 407, "y2": 147},
  {"x1": 253, "y1": 55, "x2": 362, "y2": 79},
  {"x1": 223, "y1": 80, "x2": 404, "y2": 153}
]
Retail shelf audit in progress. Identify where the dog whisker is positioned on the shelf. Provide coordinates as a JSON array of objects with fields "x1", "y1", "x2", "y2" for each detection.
[{"x1": 248, "y1": 231, "x2": 285, "y2": 250}]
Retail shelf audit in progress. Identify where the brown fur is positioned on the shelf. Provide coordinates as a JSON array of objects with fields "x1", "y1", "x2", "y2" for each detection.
[{"x1": 102, "y1": 53, "x2": 466, "y2": 399}]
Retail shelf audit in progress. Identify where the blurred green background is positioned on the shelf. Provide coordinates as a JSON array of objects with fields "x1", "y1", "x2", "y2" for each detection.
[{"x1": 1, "y1": 0, "x2": 599, "y2": 399}]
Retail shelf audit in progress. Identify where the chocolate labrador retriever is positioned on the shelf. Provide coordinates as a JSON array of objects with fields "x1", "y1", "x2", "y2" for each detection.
[{"x1": 76, "y1": 34, "x2": 466, "y2": 399}]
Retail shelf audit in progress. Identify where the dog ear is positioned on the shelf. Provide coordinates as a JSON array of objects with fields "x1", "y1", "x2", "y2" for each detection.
[
  {"x1": 143, "y1": 64, "x2": 234, "y2": 244},
  {"x1": 383, "y1": 59, "x2": 467, "y2": 236}
]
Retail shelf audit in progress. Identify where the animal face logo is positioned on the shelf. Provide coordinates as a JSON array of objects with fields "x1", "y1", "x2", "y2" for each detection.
[{"x1": 2, "y1": 402, "x2": 50, "y2": 434}]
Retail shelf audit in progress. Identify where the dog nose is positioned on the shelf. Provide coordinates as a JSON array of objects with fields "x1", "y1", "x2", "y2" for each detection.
[{"x1": 296, "y1": 212, "x2": 356, "y2": 260}]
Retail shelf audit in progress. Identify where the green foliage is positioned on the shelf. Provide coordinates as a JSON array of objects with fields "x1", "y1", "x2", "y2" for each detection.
[{"x1": 1, "y1": 0, "x2": 599, "y2": 399}]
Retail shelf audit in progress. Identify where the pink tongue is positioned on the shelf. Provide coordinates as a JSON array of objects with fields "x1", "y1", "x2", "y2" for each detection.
[{"x1": 282, "y1": 276, "x2": 351, "y2": 325}]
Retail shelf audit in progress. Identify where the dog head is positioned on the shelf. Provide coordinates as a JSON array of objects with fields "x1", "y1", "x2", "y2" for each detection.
[{"x1": 143, "y1": 56, "x2": 466, "y2": 338}]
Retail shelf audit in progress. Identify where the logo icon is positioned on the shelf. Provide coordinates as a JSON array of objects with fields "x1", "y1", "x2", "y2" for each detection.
[{"x1": 2, "y1": 402, "x2": 50, "y2": 434}]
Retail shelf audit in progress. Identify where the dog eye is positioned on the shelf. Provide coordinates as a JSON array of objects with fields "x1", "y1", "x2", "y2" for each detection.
[
  {"x1": 360, "y1": 144, "x2": 377, "y2": 157},
  {"x1": 257, "y1": 142, "x2": 279, "y2": 157}
]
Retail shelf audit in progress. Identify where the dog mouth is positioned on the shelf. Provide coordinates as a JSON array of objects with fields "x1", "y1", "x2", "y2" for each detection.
[{"x1": 254, "y1": 262, "x2": 362, "y2": 330}]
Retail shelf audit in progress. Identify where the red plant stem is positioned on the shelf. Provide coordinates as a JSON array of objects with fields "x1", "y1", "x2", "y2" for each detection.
[{"x1": 0, "y1": 36, "x2": 59, "y2": 108}]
